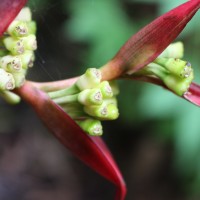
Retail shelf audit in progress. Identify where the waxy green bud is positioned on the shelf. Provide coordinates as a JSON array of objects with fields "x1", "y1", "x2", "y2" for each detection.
[
  {"x1": 84, "y1": 102, "x2": 119, "y2": 120},
  {"x1": 97, "y1": 81, "x2": 113, "y2": 98},
  {"x1": 0, "y1": 69, "x2": 15, "y2": 90},
  {"x1": 155, "y1": 58, "x2": 192, "y2": 79},
  {"x1": 15, "y1": 7, "x2": 32, "y2": 22},
  {"x1": 76, "y1": 68, "x2": 102, "y2": 91},
  {"x1": 84, "y1": 103, "x2": 108, "y2": 119},
  {"x1": 104, "y1": 97, "x2": 118, "y2": 106},
  {"x1": 77, "y1": 119, "x2": 103, "y2": 136},
  {"x1": 106, "y1": 103, "x2": 119, "y2": 120},
  {"x1": 78, "y1": 88, "x2": 103, "y2": 106},
  {"x1": 3, "y1": 37, "x2": 24, "y2": 55},
  {"x1": 20, "y1": 51, "x2": 35, "y2": 68},
  {"x1": 162, "y1": 71, "x2": 194, "y2": 96},
  {"x1": 12, "y1": 70, "x2": 26, "y2": 88},
  {"x1": 7, "y1": 20, "x2": 29, "y2": 37},
  {"x1": 27, "y1": 21, "x2": 37, "y2": 35},
  {"x1": 22, "y1": 34, "x2": 37, "y2": 51},
  {"x1": 0, "y1": 55, "x2": 22, "y2": 72},
  {"x1": 159, "y1": 42, "x2": 184, "y2": 59},
  {"x1": 0, "y1": 91, "x2": 21, "y2": 104}
]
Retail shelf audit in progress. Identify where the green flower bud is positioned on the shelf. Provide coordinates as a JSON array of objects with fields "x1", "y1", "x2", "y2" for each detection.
[
  {"x1": 84, "y1": 103, "x2": 107, "y2": 119},
  {"x1": 77, "y1": 118, "x2": 103, "y2": 136},
  {"x1": 20, "y1": 51, "x2": 35, "y2": 68},
  {"x1": 76, "y1": 68, "x2": 102, "y2": 91},
  {"x1": 78, "y1": 88, "x2": 103, "y2": 106},
  {"x1": 15, "y1": 7, "x2": 32, "y2": 22},
  {"x1": 12, "y1": 70, "x2": 26, "y2": 88},
  {"x1": 97, "y1": 81, "x2": 113, "y2": 98},
  {"x1": 0, "y1": 55, "x2": 22, "y2": 72},
  {"x1": 106, "y1": 103, "x2": 119, "y2": 120},
  {"x1": 3, "y1": 37, "x2": 24, "y2": 55},
  {"x1": 0, "y1": 69, "x2": 15, "y2": 90},
  {"x1": 146, "y1": 62, "x2": 194, "y2": 96},
  {"x1": 104, "y1": 97, "x2": 118, "y2": 106},
  {"x1": 155, "y1": 58, "x2": 192, "y2": 79},
  {"x1": 84, "y1": 102, "x2": 119, "y2": 120},
  {"x1": 162, "y1": 71, "x2": 194, "y2": 96},
  {"x1": 27, "y1": 21, "x2": 37, "y2": 35},
  {"x1": 7, "y1": 20, "x2": 29, "y2": 37},
  {"x1": 159, "y1": 42, "x2": 184, "y2": 59},
  {"x1": 0, "y1": 91, "x2": 21, "y2": 104},
  {"x1": 22, "y1": 35, "x2": 37, "y2": 51}
]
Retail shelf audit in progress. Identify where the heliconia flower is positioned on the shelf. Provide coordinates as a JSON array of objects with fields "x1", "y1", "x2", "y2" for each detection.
[
  {"x1": 101, "y1": 0, "x2": 200, "y2": 80},
  {"x1": 1, "y1": 0, "x2": 200, "y2": 200},
  {"x1": 14, "y1": 82, "x2": 126, "y2": 200}
]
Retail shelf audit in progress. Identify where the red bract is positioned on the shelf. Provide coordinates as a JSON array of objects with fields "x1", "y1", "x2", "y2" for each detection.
[
  {"x1": 15, "y1": 82, "x2": 126, "y2": 200},
  {"x1": 184, "y1": 83, "x2": 200, "y2": 106},
  {"x1": 0, "y1": 0, "x2": 27, "y2": 36},
  {"x1": 101, "y1": 0, "x2": 200, "y2": 81}
]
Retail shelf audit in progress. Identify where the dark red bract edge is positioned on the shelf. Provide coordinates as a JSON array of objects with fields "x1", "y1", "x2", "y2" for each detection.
[
  {"x1": 0, "y1": 0, "x2": 27, "y2": 36},
  {"x1": 184, "y1": 82, "x2": 200, "y2": 106}
]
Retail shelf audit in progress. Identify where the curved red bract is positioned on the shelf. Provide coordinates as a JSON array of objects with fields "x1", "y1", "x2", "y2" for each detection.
[
  {"x1": 0, "y1": 0, "x2": 27, "y2": 36},
  {"x1": 15, "y1": 82, "x2": 126, "y2": 200},
  {"x1": 101, "y1": 0, "x2": 200, "y2": 80}
]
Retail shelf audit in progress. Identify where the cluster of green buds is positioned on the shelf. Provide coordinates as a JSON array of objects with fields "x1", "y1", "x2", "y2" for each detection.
[
  {"x1": 137, "y1": 42, "x2": 194, "y2": 96},
  {"x1": 0, "y1": 7, "x2": 37, "y2": 103},
  {"x1": 48, "y1": 68, "x2": 119, "y2": 136}
]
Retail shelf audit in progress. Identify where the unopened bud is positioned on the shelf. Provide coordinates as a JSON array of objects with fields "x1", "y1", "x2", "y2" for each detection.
[
  {"x1": 76, "y1": 68, "x2": 102, "y2": 91},
  {"x1": 7, "y1": 20, "x2": 29, "y2": 37},
  {"x1": 0, "y1": 69, "x2": 15, "y2": 90},
  {"x1": 155, "y1": 58, "x2": 192, "y2": 79},
  {"x1": 15, "y1": 7, "x2": 32, "y2": 22},
  {"x1": 97, "y1": 81, "x2": 113, "y2": 98},
  {"x1": 12, "y1": 70, "x2": 26, "y2": 88},
  {"x1": 20, "y1": 51, "x2": 35, "y2": 68},
  {"x1": 0, "y1": 55, "x2": 22, "y2": 72},
  {"x1": 159, "y1": 42, "x2": 184, "y2": 59},
  {"x1": 3, "y1": 37, "x2": 24, "y2": 55},
  {"x1": 77, "y1": 119, "x2": 103, "y2": 136},
  {"x1": 22, "y1": 34, "x2": 37, "y2": 51},
  {"x1": 78, "y1": 88, "x2": 103, "y2": 106}
]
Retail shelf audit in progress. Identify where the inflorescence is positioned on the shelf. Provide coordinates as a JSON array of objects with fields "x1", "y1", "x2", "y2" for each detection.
[
  {"x1": 135, "y1": 42, "x2": 194, "y2": 96},
  {"x1": 0, "y1": 7, "x2": 37, "y2": 103},
  {"x1": 48, "y1": 68, "x2": 119, "y2": 136},
  {"x1": 0, "y1": 6, "x2": 195, "y2": 137}
]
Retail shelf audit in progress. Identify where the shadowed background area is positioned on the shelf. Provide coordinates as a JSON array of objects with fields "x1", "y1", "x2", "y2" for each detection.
[{"x1": 1, "y1": 0, "x2": 200, "y2": 199}]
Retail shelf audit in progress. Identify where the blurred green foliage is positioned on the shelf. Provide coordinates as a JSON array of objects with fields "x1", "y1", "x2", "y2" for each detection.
[{"x1": 27, "y1": 0, "x2": 200, "y2": 197}]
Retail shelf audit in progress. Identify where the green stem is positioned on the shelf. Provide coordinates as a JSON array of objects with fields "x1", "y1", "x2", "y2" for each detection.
[
  {"x1": 48, "y1": 84, "x2": 80, "y2": 99},
  {"x1": 53, "y1": 93, "x2": 78, "y2": 104}
]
